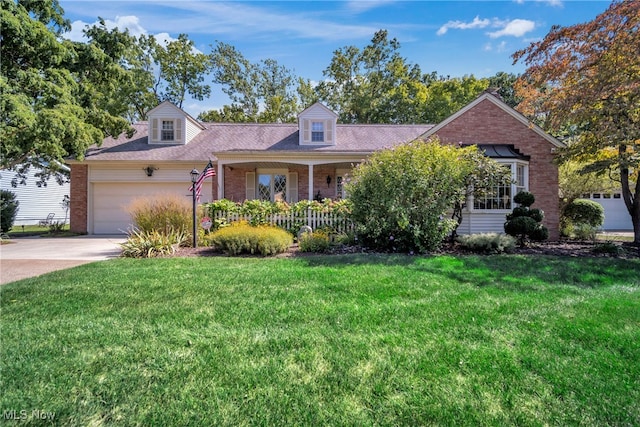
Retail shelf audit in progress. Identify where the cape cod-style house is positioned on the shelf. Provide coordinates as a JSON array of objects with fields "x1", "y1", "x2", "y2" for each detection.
[{"x1": 68, "y1": 92, "x2": 564, "y2": 239}]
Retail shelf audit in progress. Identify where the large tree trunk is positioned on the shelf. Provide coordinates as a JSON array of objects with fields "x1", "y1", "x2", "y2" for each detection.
[{"x1": 619, "y1": 164, "x2": 640, "y2": 245}]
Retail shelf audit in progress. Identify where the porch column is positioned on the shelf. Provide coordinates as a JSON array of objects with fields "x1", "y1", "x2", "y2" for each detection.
[
  {"x1": 308, "y1": 164, "x2": 314, "y2": 201},
  {"x1": 217, "y1": 162, "x2": 224, "y2": 200}
]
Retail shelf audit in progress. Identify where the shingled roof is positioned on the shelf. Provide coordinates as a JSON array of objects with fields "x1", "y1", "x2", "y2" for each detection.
[{"x1": 82, "y1": 122, "x2": 434, "y2": 162}]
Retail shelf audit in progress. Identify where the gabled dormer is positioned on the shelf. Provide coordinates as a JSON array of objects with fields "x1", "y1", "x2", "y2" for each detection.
[
  {"x1": 147, "y1": 101, "x2": 205, "y2": 145},
  {"x1": 298, "y1": 102, "x2": 338, "y2": 146}
]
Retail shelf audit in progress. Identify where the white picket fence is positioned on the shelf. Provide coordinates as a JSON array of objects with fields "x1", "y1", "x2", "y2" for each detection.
[{"x1": 212, "y1": 210, "x2": 354, "y2": 234}]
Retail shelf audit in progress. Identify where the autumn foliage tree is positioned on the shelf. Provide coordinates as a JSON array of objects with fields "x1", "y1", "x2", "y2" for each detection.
[{"x1": 512, "y1": 0, "x2": 640, "y2": 243}]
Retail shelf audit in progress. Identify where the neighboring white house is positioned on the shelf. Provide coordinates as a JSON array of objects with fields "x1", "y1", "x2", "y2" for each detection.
[
  {"x1": 583, "y1": 191, "x2": 633, "y2": 231},
  {"x1": 0, "y1": 165, "x2": 70, "y2": 226}
]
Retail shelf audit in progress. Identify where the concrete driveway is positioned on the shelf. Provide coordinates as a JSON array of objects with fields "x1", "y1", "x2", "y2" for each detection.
[{"x1": 0, "y1": 236, "x2": 126, "y2": 285}]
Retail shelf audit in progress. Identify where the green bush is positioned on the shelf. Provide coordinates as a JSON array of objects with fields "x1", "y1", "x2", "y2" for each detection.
[
  {"x1": 504, "y1": 191, "x2": 549, "y2": 246},
  {"x1": 563, "y1": 199, "x2": 605, "y2": 228},
  {"x1": 126, "y1": 194, "x2": 193, "y2": 235},
  {"x1": 120, "y1": 228, "x2": 188, "y2": 258},
  {"x1": 299, "y1": 231, "x2": 331, "y2": 253},
  {"x1": 209, "y1": 222, "x2": 292, "y2": 256},
  {"x1": 1, "y1": 190, "x2": 19, "y2": 233},
  {"x1": 570, "y1": 223, "x2": 598, "y2": 241},
  {"x1": 592, "y1": 241, "x2": 623, "y2": 255},
  {"x1": 347, "y1": 139, "x2": 481, "y2": 253},
  {"x1": 456, "y1": 233, "x2": 516, "y2": 254}
]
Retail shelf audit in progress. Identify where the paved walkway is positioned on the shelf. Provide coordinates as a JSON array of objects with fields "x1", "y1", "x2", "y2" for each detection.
[{"x1": 0, "y1": 236, "x2": 125, "y2": 285}]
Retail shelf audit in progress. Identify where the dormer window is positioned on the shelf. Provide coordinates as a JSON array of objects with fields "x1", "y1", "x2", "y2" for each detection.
[
  {"x1": 311, "y1": 122, "x2": 324, "y2": 142},
  {"x1": 161, "y1": 121, "x2": 175, "y2": 141},
  {"x1": 298, "y1": 102, "x2": 338, "y2": 146}
]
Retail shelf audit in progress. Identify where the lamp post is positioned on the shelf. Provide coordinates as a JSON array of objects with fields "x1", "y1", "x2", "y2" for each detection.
[{"x1": 190, "y1": 168, "x2": 199, "y2": 248}]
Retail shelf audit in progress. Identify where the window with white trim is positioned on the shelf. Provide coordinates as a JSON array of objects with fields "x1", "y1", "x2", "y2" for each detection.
[
  {"x1": 161, "y1": 120, "x2": 174, "y2": 141},
  {"x1": 473, "y1": 162, "x2": 528, "y2": 211},
  {"x1": 258, "y1": 173, "x2": 287, "y2": 202},
  {"x1": 311, "y1": 122, "x2": 324, "y2": 142}
]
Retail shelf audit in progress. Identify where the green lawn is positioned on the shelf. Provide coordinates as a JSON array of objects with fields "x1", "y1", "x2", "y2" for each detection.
[{"x1": 1, "y1": 254, "x2": 639, "y2": 425}]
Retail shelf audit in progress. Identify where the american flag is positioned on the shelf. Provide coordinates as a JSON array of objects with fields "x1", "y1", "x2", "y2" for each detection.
[{"x1": 189, "y1": 161, "x2": 216, "y2": 202}]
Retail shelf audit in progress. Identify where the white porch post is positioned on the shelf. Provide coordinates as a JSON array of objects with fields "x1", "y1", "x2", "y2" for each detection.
[
  {"x1": 217, "y1": 162, "x2": 224, "y2": 200},
  {"x1": 308, "y1": 164, "x2": 314, "y2": 201}
]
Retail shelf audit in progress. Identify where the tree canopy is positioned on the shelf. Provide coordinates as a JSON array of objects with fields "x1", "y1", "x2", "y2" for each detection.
[
  {"x1": 512, "y1": 0, "x2": 640, "y2": 243},
  {"x1": 1, "y1": 0, "x2": 132, "y2": 179}
]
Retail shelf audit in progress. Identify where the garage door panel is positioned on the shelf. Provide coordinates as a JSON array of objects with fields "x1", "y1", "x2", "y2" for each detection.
[{"x1": 92, "y1": 183, "x2": 205, "y2": 234}]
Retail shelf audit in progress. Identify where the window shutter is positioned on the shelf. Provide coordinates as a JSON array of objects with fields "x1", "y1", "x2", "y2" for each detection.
[
  {"x1": 245, "y1": 172, "x2": 256, "y2": 200},
  {"x1": 175, "y1": 119, "x2": 182, "y2": 142},
  {"x1": 325, "y1": 120, "x2": 333, "y2": 145},
  {"x1": 302, "y1": 119, "x2": 310, "y2": 144},
  {"x1": 151, "y1": 118, "x2": 158, "y2": 141},
  {"x1": 287, "y1": 172, "x2": 298, "y2": 203}
]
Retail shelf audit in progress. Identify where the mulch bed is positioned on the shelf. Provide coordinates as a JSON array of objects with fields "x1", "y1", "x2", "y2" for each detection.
[{"x1": 176, "y1": 240, "x2": 640, "y2": 259}]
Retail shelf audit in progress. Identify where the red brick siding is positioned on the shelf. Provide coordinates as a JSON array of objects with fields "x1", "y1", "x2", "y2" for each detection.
[
  {"x1": 432, "y1": 98, "x2": 560, "y2": 240},
  {"x1": 70, "y1": 164, "x2": 88, "y2": 234},
  {"x1": 222, "y1": 166, "x2": 338, "y2": 202}
]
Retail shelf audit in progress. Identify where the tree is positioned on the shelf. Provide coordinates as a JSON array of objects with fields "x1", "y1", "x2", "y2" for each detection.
[
  {"x1": 205, "y1": 42, "x2": 299, "y2": 123},
  {"x1": 1, "y1": 190, "x2": 19, "y2": 233},
  {"x1": 347, "y1": 139, "x2": 508, "y2": 253},
  {"x1": 152, "y1": 34, "x2": 213, "y2": 109},
  {"x1": 1, "y1": 0, "x2": 132, "y2": 181},
  {"x1": 512, "y1": 0, "x2": 640, "y2": 243}
]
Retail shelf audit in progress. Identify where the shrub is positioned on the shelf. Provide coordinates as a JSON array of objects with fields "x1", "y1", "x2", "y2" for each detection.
[
  {"x1": 592, "y1": 241, "x2": 623, "y2": 255},
  {"x1": 563, "y1": 199, "x2": 604, "y2": 228},
  {"x1": 504, "y1": 191, "x2": 549, "y2": 246},
  {"x1": 456, "y1": 233, "x2": 516, "y2": 254},
  {"x1": 299, "y1": 231, "x2": 331, "y2": 253},
  {"x1": 209, "y1": 222, "x2": 292, "y2": 256},
  {"x1": 126, "y1": 194, "x2": 194, "y2": 241},
  {"x1": 347, "y1": 139, "x2": 485, "y2": 253},
  {"x1": 1, "y1": 190, "x2": 19, "y2": 233},
  {"x1": 120, "y1": 228, "x2": 188, "y2": 258},
  {"x1": 571, "y1": 223, "x2": 598, "y2": 241}
]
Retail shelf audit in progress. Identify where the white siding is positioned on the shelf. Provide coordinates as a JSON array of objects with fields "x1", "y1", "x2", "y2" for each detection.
[
  {"x1": 185, "y1": 117, "x2": 202, "y2": 144},
  {"x1": 1, "y1": 168, "x2": 70, "y2": 226},
  {"x1": 458, "y1": 212, "x2": 507, "y2": 235}
]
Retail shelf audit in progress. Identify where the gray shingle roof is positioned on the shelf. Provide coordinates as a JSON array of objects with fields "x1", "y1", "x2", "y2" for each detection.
[{"x1": 82, "y1": 122, "x2": 434, "y2": 162}]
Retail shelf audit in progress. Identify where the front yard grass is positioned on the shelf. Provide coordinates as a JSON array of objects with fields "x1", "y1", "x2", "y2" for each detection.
[{"x1": 1, "y1": 254, "x2": 639, "y2": 425}]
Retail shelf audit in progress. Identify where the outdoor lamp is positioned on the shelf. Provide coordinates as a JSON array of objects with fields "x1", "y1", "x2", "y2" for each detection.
[
  {"x1": 326, "y1": 175, "x2": 332, "y2": 187},
  {"x1": 190, "y1": 168, "x2": 199, "y2": 248}
]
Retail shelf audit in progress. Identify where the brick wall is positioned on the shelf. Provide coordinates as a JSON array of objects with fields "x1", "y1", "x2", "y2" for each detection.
[
  {"x1": 69, "y1": 164, "x2": 88, "y2": 234},
  {"x1": 432, "y1": 98, "x2": 560, "y2": 240}
]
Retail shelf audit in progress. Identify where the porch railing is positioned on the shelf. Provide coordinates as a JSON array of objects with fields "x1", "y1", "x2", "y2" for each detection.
[{"x1": 212, "y1": 210, "x2": 354, "y2": 234}]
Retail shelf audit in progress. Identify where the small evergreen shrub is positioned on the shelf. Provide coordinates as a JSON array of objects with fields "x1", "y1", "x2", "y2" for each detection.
[
  {"x1": 299, "y1": 231, "x2": 331, "y2": 253},
  {"x1": 209, "y1": 221, "x2": 292, "y2": 256},
  {"x1": 120, "y1": 228, "x2": 187, "y2": 258},
  {"x1": 456, "y1": 233, "x2": 516, "y2": 254},
  {"x1": 504, "y1": 191, "x2": 549, "y2": 246},
  {"x1": 1, "y1": 190, "x2": 19, "y2": 233},
  {"x1": 563, "y1": 199, "x2": 605, "y2": 228}
]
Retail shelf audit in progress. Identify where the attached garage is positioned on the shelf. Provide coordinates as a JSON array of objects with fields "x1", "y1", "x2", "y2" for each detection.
[{"x1": 91, "y1": 182, "x2": 195, "y2": 234}]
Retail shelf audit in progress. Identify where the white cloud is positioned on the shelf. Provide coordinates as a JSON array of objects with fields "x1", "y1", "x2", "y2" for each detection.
[
  {"x1": 484, "y1": 41, "x2": 508, "y2": 52},
  {"x1": 437, "y1": 16, "x2": 490, "y2": 36},
  {"x1": 63, "y1": 15, "x2": 146, "y2": 42},
  {"x1": 346, "y1": 0, "x2": 398, "y2": 13},
  {"x1": 488, "y1": 19, "x2": 536, "y2": 38}
]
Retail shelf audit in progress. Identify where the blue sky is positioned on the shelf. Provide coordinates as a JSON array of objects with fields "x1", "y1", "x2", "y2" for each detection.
[{"x1": 59, "y1": 0, "x2": 611, "y2": 117}]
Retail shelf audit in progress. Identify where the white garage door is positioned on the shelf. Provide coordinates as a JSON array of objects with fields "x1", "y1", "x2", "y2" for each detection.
[
  {"x1": 587, "y1": 193, "x2": 633, "y2": 231},
  {"x1": 92, "y1": 182, "x2": 194, "y2": 234}
]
